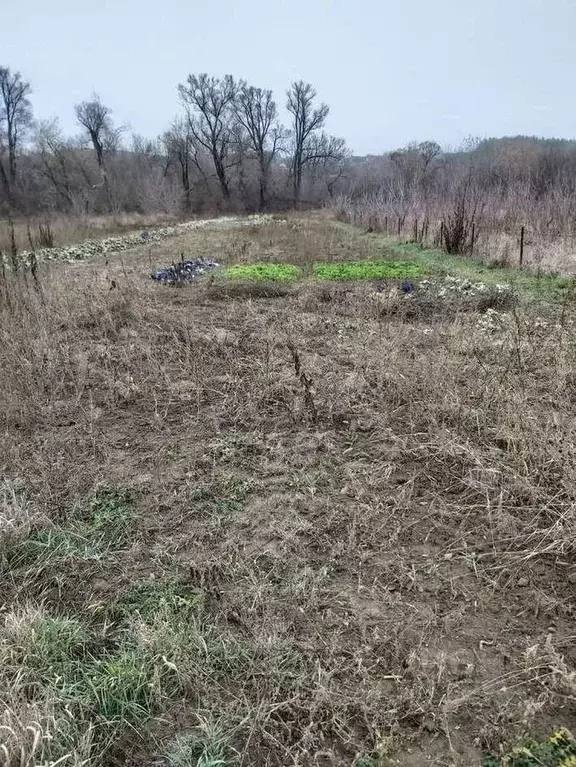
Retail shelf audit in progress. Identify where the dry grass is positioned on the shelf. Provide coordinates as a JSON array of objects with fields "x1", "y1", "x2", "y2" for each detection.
[
  {"x1": 336, "y1": 204, "x2": 576, "y2": 276},
  {"x1": 0, "y1": 216, "x2": 575, "y2": 766},
  {"x1": 0, "y1": 212, "x2": 181, "y2": 254}
]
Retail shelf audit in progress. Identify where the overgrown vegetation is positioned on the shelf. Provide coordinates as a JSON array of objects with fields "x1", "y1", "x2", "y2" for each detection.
[
  {"x1": 335, "y1": 137, "x2": 576, "y2": 274},
  {"x1": 0, "y1": 215, "x2": 574, "y2": 766}
]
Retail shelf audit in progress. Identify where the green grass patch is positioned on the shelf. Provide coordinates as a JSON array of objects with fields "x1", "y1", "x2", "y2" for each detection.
[
  {"x1": 117, "y1": 579, "x2": 202, "y2": 621},
  {"x1": 330, "y1": 220, "x2": 574, "y2": 300},
  {"x1": 0, "y1": 576, "x2": 230, "y2": 764},
  {"x1": 313, "y1": 259, "x2": 427, "y2": 281},
  {"x1": 188, "y1": 475, "x2": 260, "y2": 527},
  {"x1": 165, "y1": 725, "x2": 229, "y2": 767},
  {"x1": 376, "y1": 239, "x2": 574, "y2": 301},
  {"x1": 223, "y1": 263, "x2": 301, "y2": 281},
  {"x1": 0, "y1": 608, "x2": 167, "y2": 764},
  {"x1": 221, "y1": 259, "x2": 429, "y2": 284},
  {"x1": 2, "y1": 489, "x2": 133, "y2": 568},
  {"x1": 483, "y1": 729, "x2": 576, "y2": 766}
]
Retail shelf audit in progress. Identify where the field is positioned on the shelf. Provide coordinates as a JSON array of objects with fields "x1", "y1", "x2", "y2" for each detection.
[
  {"x1": 0, "y1": 212, "x2": 180, "y2": 255},
  {"x1": 0, "y1": 214, "x2": 575, "y2": 767}
]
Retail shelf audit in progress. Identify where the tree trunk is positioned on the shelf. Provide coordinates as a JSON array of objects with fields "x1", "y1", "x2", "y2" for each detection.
[
  {"x1": 0, "y1": 159, "x2": 12, "y2": 205},
  {"x1": 293, "y1": 168, "x2": 302, "y2": 208},
  {"x1": 180, "y1": 157, "x2": 191, "y2": 212},
  {"x1": 214, "y1": 157, "x2": 231, "y2": 200},
  {"x1": 8, "y1": 145, "x2": 17, "y2": 186},
  {"x1": 292, "y1": 145, "x2": 303, "y2": 208},
  {"x1": 258, "y1": 155, "x2": 269, "y2": 212}
]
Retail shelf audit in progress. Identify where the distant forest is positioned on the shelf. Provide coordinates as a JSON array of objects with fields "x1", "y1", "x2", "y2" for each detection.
[{"x1": 1, "y1": 65, "x2": 575, "y2": 245}]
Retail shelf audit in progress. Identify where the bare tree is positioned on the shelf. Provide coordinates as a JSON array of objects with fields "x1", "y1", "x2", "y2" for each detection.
[
  {"x1": 75, "y1": 96, "x2": 119, "y2": 210},
  {"x1": 234, "y1": 86, "x2": 286, "y2": 211},
  {"x1": 0, "y1": 66, "x2": 33, "y2": 204},
  {"x1": 418, "y1": 141, "x2": 442, "y2": 171},
  {"x1": 305, "y1": 134, "x2": 349, "y2": 198},
  {"x1": 178, "y1": 74, "x2": 241, "y2": 204},
  {"x1": 163, "y1": 120, "x2": 197, "y2": 211},
  {"x1": 35, "y1": 119, "x2": 75, "y2": 210},
  {"x1": 390, "y1": 141, "x2": 441, "y2": 189},
  {"x1": 286, "y1": 81, "x2": 330, "y2": 206}
]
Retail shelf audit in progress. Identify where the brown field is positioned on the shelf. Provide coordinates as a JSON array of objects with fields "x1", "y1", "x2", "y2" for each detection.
[
  {"x1": 0, "y1": 216, "x2": 574, "y2": 766},
  {"x1": 0, "y1": 212, "x2": 181, "y2": 254}
]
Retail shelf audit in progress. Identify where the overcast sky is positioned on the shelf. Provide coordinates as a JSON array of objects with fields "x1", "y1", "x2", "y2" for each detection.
[{"x1": 3, "y1": 0, "x2": 575, "y2": 155}]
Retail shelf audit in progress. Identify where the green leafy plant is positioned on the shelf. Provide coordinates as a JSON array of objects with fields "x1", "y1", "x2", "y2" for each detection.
[
  {"x1": 313, "y1": 259, "x2": 427, "y2": 280},
  {"x1": 223, "y1": 263, "x2": 301, "y2": 281},
  {"x1": 484, "y1": 729, "x2": 576, "y2": 766},
  {"x1": 117, "y1": 579, "x2": 201, "y2": 621}
]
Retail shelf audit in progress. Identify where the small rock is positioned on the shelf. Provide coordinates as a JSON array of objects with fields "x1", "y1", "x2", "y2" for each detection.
[
  {"x1": 517, "y1": 577, "x2": 529, "y2": 587},
  {"x1": 568, "y1": 571, "x2": 576, "y2": 585}
]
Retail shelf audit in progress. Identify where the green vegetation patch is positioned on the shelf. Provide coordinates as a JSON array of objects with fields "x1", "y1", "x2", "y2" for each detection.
[
  {"x1": 483, "y1": 729, "x2": 576, "y2": 766},
  {"x1": 221, "y1": 259, "x2": 428, "y2": 284},
  {"x1": 0, "y1": 608, "x2": 169, "y2": 763},
  {"x1": 381, "y1": 240, "x2": 574, "y2": 301},
  {"x1": 223, "y1": 262, "x2": 301, "y2": 281},
  {"x1": 313, "y1": 259, "x2": 427, "y2": 281},
  {"x1": 165, "y1": 725, "x2": 229, "y2": 767},
  {"x1": 2, "y1": 489, "x2": 133, "y2": 568},
  {"x1": 117, "y1": 579, "x2": 202, "y2": 621},
  {"x1": 0, "y1": 577, "x2": 233, "y2": 764}
]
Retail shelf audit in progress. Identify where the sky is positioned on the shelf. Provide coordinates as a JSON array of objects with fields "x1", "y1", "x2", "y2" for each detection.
[{"x1": 2, "y1": 0, "x2": 575, "y2": 155}]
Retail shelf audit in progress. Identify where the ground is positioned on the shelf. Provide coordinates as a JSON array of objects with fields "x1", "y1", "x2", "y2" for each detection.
[{"x1": 0, "y1": 214, "x2": 575, "y2": 767}]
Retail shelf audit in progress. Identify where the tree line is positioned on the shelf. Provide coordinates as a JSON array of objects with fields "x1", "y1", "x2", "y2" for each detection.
[
  {"x1": 0, "y1": 67, "x2": 348, "y2": 216},
  {"x1": 2, "y1": 63, "x2": 575, "y2": 234},
  {"x1": 336, "y1": 135, "x2": 576, "y2": 266}
]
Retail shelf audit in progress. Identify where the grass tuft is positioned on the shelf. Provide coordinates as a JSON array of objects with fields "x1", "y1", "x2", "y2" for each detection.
[
  {"x1": 2, "y1": 489, "x2": 133, "y2": 568},
  {"x1": 117, "y1": 579, "x2": 202, "y2": 621},
  {"x1": 165, "y1": 720, "x2": 229, "y2": 767}
]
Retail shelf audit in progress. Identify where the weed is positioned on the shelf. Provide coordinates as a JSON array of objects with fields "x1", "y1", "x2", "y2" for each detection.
[
  {"x1": 0, "y1": 605, "x2": 165, "y2": 764},
  {"x1": 188, "y1": 476, "x2": 259, "y2": 524},
  {"x1": 117, "y1": 579, "x2": 201, "y2": 621},
  {"x1": 89, "y1": 648, "x2": 159, "y2": 722},
  {"x1": 87, "y1": 489, "x2": 133, "y2": 541},
  {"x1": 5, "y1": 528, "x2": 104, "y2": 566},
  {"x1": 37, "y1": 221, "x2": 55, "y2": 249}
]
